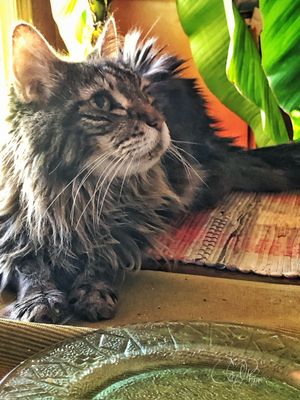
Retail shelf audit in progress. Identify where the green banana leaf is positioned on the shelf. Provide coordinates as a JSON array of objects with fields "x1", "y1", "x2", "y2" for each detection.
[
  {"x1": 223, "y1": 0, "x2": 289, "y2": 145},
  {"x1": 89, "y1": 0, "x2": 112, "y2": 44},
  {"x1": 50, "y1": 0, "x2": 95, "y2": 59},
  {"x1": 89, "y1": 0, "x2": 111, "y2": 22},
  {"x1": 176, "y1": 0, "x2": 289, "y2": 146},
  {"x1": 50, "y1": 0, "x2": 111, "y2": 59},
  {"x1": 260, "y1": 0, "x2": 300, "y2": 140}
]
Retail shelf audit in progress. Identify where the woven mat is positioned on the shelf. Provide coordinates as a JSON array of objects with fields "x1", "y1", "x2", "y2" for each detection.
[{"x1": 151, "y1": 192, "x2": 300, "y2": 278}]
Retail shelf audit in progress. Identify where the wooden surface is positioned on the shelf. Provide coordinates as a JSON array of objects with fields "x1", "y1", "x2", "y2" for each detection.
[{"x1": 1, "y1": 271, "x2": 300, "y2": 380}]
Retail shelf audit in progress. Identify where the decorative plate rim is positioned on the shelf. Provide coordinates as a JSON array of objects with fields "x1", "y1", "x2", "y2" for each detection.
[{"x1": 1, "y1": 320, "x2": 300, "y2": 399}]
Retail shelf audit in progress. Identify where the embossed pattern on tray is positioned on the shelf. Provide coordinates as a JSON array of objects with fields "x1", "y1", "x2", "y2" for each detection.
[{"x1": 1, "y1": 322, "x2": 300, "y2": 399}]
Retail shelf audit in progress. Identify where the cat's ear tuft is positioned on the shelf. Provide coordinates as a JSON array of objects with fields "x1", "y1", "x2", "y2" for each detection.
[
  {"x1": 12, "y1": 23, "x2": 62, "y2": 103},
  {"x1": 93, "y1": 15, "x2": 120, "y2": 59}
]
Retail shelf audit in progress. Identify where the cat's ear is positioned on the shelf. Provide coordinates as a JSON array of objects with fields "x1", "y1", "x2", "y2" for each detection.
[
  {"x1": 12, "y1": 23, "x2": 63, "y2": 103},
  {"x1": 93, "y1": 15, "x2": 120, "y2": 58}
]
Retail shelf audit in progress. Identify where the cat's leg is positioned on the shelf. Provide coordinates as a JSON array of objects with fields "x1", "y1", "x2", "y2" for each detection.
[
  {"x1": 68, "y1": 271, "x2": 120, "y2": 321},
  {"x1": 5, "y1": 262, "x2": 68, "y2": 323}
]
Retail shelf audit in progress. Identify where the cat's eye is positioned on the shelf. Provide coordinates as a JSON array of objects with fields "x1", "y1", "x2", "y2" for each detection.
[{"x1": 93, "y1": 93, "x2": 111, "y2": 112}]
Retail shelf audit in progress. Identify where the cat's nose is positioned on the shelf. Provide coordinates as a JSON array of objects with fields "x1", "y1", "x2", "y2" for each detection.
[
  {"x1": 132, "y1": 110, "x2": 159, "y2": 128},
  {"x1": 129, "y1": 105, "x2": 162, "y2": 130}
]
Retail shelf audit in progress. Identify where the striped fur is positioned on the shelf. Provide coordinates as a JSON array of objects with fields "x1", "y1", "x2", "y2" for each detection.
[{"x1": 2, "y1": 20, "x2": 300, "y2": 323}]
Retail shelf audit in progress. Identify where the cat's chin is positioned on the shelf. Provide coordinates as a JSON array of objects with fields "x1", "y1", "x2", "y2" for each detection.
[
  {"x1": 124, "y1": 122, "x2": 171, "y2": 175},
  {"x1": 116, "y1": 142, "x2": 166, "y2": 176}
]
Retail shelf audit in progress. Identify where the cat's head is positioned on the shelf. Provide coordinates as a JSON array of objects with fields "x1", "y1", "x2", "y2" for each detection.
[{"x1": 11, "y1": 18, "x2": 182, "y2": 179}]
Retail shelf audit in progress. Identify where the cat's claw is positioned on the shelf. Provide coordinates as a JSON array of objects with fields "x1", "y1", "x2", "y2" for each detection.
[
  {"x1": 5, "y1": 290, "x2": 68, "y2": 324},
  {"x1": 69, "y1": 281, "x2": 118, "y2": 321}
]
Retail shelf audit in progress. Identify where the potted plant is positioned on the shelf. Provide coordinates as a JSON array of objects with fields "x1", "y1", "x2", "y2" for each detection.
[{"x1": 177, "y1": 0, "x2": 300, "y2": 146}]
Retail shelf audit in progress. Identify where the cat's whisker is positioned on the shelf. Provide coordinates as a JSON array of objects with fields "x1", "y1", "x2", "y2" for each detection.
[
  {"x1": 167, "y1": 147, "x2": 192, "y2": 183},
  {"x1": 70, "y1": 151, "x2": 117, "y2": 224},
  {"x1": 143, "y1": 17, "x2": 161, "y2": 41},
  {"x1": 94, "y1": 154, "x2": 126, "y2": 216},
  {"x1": 70, "y1": 158, "x2": 104, "y2": 220},
  {"x1": 76, "y1": 154, "x2": 128, "y2": 229},
  {"x1": 49, "y1": 161, "x2": 62, "y2": 175},
  {"x1": 99, "y1": 154, "x2": 130, "y2": 200},
  {"x1": 75, "y1": 155, "x2": 120, "y2": 229},
  {"x1": 43, "y1": 157, "x2": 102, "y2": 218},
  {"x1": 91, "y1": 154, "x2": 126, "y2": 228},
  {"x1": 118, "y1": 151, "x2": 136, "y2": 202},
  {"x1": 73, "y1": 153, "x2": 110, "y2": 196},
  {"x1": 91, "y1": 161, "x2": 115, "y2": 229},
  {"x1": 172, "y1": 139, "x2": 202, "y2": 146},
  {"x1": 172, "y1": 143, "x2": 202, "y2": 167},
  {"x1": 171, "y1": 146, "x2": 203, "y2": 186},
  {"x1": 96, "y1": 155, "x2": 130, "y2": 224},
  {"x1": 170, "y1": 144, "x2": 207, "y2": 187}
]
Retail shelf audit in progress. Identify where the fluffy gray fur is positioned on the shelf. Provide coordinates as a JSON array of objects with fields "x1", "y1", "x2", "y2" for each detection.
[
  {"x1": 0, "y1": 21, "x2": 187, "y2": 322},
  {"x1": 2, "y1": 19, "x2": 300, "y2": 323}
]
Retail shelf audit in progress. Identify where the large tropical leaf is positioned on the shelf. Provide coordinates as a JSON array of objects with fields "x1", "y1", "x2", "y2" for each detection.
[
  {"x1": 176, "y1": 0, "x2": 289, "y2": 146},
  {"x1": 50, "y1": 0, "x2": 95, "y2": 60},
  {"x1": 260, "y1": 0, "x2": 300, "y2": 140},
  {"x1": 223, "y1": 0, "x2": 289, "y2": 145}
]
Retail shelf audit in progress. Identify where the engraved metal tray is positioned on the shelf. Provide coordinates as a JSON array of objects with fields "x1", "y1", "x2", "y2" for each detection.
[{"x1": 1, "y1": 321, "x2": 300, "y2": 399}]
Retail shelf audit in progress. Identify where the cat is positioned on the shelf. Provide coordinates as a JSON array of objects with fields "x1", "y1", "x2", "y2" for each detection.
[{"x1": 1, "y1": 19, "x2": 300, "y2": 323}]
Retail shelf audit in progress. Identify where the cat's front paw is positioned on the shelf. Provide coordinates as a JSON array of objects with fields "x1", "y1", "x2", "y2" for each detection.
[
  {"x1": 69, "y1": 281, "x2": 118, "y2": 321},
  {"x1": 5, "y1": 289, "x2": 68, "y2": 323}
]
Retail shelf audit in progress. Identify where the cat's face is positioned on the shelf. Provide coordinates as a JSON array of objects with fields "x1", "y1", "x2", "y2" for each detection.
[
  {"x1": 11, "y1": 22, "x2": 176, "y2": 180},
  {"x1": 75, "y1": 63, "x2": 170, "y2": 175}
]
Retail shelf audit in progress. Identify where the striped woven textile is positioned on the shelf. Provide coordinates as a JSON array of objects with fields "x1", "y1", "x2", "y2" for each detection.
[{"x1": 151, "y1": 192, "x2": 300, "y2": 278}]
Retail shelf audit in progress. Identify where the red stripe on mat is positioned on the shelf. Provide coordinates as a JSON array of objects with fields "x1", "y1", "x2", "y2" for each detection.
[{"x1": 151, "y1": 192, "x2": 300, "y2": 278}]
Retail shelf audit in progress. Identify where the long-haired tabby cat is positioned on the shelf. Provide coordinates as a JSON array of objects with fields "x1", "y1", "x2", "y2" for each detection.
[{"x1": 1, "y1": 19, "x2": 300, "y2": 323}]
